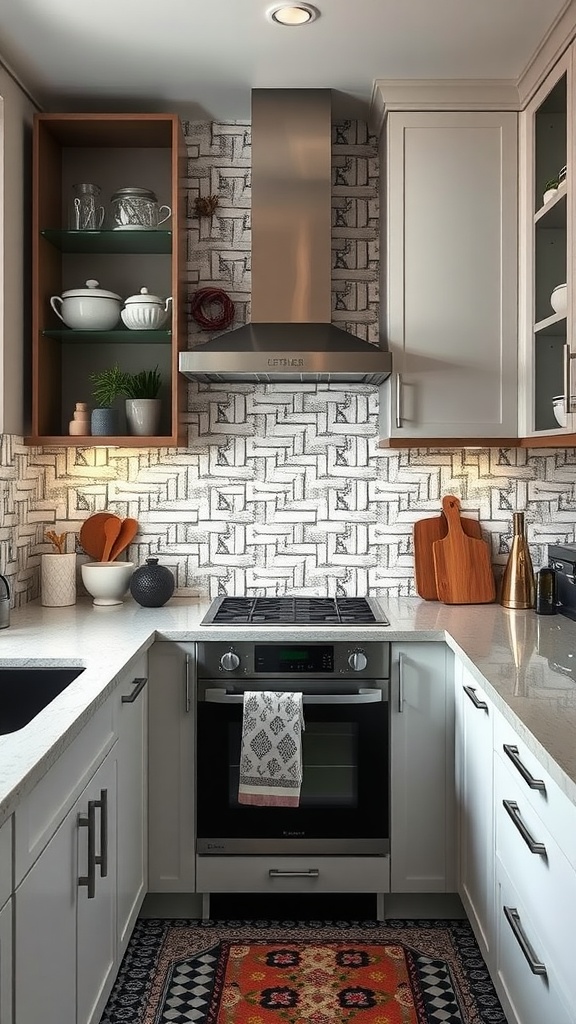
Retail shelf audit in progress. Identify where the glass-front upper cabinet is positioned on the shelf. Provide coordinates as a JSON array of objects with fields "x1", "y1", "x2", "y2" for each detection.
[{"x1": 519, "y1": 49, "x2": 574, "y2": 441}]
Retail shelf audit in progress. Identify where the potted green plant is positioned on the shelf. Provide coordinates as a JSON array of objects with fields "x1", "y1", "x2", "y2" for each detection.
[
  {"x1": 89, "y1": 364, "x2": 127, "y2": 435},
  {"x1": 543, "y1": 176, "x2": 559, "y2": 206},
  {"x1": 123, "y1": 366, "x2": 162, "y2": 436}
]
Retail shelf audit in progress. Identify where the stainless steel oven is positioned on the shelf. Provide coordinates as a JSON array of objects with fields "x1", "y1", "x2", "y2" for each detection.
[{"x1": 195, "y1": 639, "x2": 390, "y2": 857}]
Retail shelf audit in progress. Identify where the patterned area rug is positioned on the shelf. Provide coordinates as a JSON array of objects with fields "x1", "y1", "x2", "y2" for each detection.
[{"x1": 99, "y1": 919, "x2": 507, "y2": 1024}]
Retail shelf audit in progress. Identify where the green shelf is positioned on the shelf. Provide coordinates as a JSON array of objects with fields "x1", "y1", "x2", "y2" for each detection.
[
  {"x1": 43, "y1": 329, "x2": 172, "y2": 343},
  {"x1": 41, "y1": 229, "x2": 172, "y2": 254}
]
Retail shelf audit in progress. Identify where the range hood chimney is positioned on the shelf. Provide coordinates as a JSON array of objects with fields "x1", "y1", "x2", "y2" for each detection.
[{"x1": 179, "y1": 89, "x2": 392, "y2": 386}]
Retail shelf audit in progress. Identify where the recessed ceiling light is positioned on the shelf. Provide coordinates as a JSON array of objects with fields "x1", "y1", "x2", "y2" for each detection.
[{"x1": 267, "y1": 4, "x2": 319, "y2": 26}]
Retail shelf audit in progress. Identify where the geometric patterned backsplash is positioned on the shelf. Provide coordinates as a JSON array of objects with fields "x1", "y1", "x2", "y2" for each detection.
[{"x1": 2, "y1": 119, "x2": 576, "y2": 607}]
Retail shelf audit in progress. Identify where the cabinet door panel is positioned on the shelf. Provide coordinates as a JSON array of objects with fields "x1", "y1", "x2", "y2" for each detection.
[
  {"x1": 116, "y1": 656, "x2": 148, "y2": 956},
  {"x1": 383, "y1": 111, "x2": 517, "y2": 439},
  {"x1": 454, "y1": 664, "x2": 494, "y2": 963},
  {"x1": 390, "y1": 642, "x2": 455, "y2": 891},
  {"x1": 148, "y1": 641, "x2": 196, "y2": 892},
  {"x1": 0, "y1": 899, "x2": 13, "y2": 1024}
]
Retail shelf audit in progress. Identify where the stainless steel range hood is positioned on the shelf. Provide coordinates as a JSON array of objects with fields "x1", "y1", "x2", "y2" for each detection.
[{"x1": 179, "y1": 89, "x2": 392, "y2": 386}]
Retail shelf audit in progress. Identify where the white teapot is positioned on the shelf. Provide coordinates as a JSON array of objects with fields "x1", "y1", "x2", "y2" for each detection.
[{"x1": 121, "y1": 287, "x2": 173, "y2": 330}]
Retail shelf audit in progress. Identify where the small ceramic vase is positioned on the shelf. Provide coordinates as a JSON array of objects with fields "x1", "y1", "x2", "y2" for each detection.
[
  {"x1": 69, "y1": 402, "x2": 91, "y2": 436},
  {"x1": 129, "y1": 557, "x2": 175, "y2": 607},
  {"x1": 91, "y1": 407, "x2": 120, "y2": 436},
  {"x1": 41, "y1": 553, "x2": 76, "y2": 607}
]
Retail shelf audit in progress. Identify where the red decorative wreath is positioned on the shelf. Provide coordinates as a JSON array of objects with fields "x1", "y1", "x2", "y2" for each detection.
[{"x1": 190, "y1": 287, "x2": 235, "y2": 331}]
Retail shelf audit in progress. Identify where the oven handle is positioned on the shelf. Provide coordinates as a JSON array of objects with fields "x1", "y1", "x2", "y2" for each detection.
[{"x1": 202, "y1": 688, "x2": 385, "y2": 704}]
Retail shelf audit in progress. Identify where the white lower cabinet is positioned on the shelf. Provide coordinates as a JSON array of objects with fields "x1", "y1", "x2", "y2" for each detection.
[
  {"x1": 13, "y1": 654, "x2": 148, "y2": 1024},
  {"x1": 454, "y1": 662, "x2": 494, "y2": 969},
  {"x1": 0, "y1": 898, "x2": 12, "y2": 1024},
  {"x1": 148, "y1": 641, "x2": 196, "y2": 892},
  {"x1": 495, "y1": 860, "x2": 574, "y2": 1024},
  {"x1": 0, "y1": 816, "x2": 12, "y2": 1023},
  {"x1": 15, "y1": 749, "x2": 117, "y2": 1024},
  {"x1": 390, "y1": 642, "x2": 455, "y2": 892},
  {"x1": 116, "y1": 656, "x2": 148, "y2": 957}
]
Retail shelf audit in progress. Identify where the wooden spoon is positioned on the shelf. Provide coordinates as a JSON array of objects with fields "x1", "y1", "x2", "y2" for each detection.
[
  {"x1": 79, "y1": 512, "x2": 121, "y2": 561},
  {"x1": 101, "y1": 517, "x2": 122, "y2": 562},
  {"x1": 108, "y1": 517, "x2": 139, "y2": 561}
]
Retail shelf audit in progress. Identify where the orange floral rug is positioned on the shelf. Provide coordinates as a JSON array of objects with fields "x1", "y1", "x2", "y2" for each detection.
[
  {"x1": 204, "y1": 941, "x2": 424, "y2": 1023},
  {"x1": 100, "y1": 919, "x2": 508, "y2": 1024}
]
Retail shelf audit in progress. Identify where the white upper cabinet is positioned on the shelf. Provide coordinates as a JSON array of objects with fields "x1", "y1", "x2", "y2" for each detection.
[
  {"x1": 376, "y1": 97, "x2": 518, "y2": 446},
  {"x1": 518, "y1": 47, "x2": 576, "y2": 443}
]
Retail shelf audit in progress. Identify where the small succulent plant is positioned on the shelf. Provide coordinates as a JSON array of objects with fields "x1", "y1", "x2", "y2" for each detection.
[{"x1": 123, "y1": 367, "x2": 162, "y2": 399}]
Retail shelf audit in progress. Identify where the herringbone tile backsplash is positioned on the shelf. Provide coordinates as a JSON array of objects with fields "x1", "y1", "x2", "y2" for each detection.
[{"x1": 2, "y1": 121, "x2": 576, "y2": 606}]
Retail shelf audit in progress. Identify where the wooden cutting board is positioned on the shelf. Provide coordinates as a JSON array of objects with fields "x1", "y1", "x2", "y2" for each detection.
[
  {"x1": 432, "y1": 495, "x2": 496, "y2": 604},
  {"x1": 414, "y1": 497, "x2": 483, "y2": 600}
]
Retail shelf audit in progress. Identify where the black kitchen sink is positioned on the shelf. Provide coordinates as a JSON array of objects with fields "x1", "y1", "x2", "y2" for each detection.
[{"x1": 0, "y1": 666, "x2": 84, "y2": 735}]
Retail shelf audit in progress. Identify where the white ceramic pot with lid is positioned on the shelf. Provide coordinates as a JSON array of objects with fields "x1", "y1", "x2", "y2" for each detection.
[
  {"x1": 50, "y1": 279, "x2": 122, "y2": 330},
  {"x1": 121, "y1": 287, "x2": 173, "y2": 330}
]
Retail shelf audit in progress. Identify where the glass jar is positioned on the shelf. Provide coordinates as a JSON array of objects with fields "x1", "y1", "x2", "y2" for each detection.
[
  {"x1": 69, "y1": 183, "x2": 105, "y2": 230},
  {"x1": 110, "y1": 186, "x2": 172, "y2": 230}
]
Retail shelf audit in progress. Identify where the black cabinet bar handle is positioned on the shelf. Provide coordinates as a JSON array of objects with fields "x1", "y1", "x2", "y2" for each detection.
[
  {"x1": 121, "y1": 676, "x2": 148, "y2": 703},
  {"x1": 463, "y1": 684, "x2": 488, "y2": 711},
  {"x1": 185, "y1": 655, "x2": 191, "y2": 713},
  {"x1": 94, "y1": 788, "x2": 108, "y2": 878},
  {"x1": 503, "y1": 744, "x2": 546, "y2": 791},
  {"x1": 78, "y1": 800, "x2": 97, "y2": 898},
  {"x1": 503, "y1": 906, "x2": 547, "y2": 976},
  {"x1": 269, "y1": 869, "x2": 320, "y2": 878},
  {"x1": 502, "y1": 800, "x2": 547, "y2": 856}
]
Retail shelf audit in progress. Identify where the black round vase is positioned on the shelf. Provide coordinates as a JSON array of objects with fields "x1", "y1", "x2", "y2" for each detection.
[{"x1": 130, "y1": 557, "x2": 174, "y2": 607}]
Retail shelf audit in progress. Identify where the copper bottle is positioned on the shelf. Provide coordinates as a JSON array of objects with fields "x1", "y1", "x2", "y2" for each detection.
[{"x1": 500, "y1": 511, "x2": 535, "y2": 609}]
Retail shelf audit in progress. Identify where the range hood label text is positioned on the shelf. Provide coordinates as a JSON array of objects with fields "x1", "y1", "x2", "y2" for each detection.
[{"x1": 268, "y1": 357, "x2": 305, "y2": 367}]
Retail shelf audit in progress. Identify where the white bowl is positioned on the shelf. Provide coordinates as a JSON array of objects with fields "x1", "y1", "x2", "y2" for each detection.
[
  {"x1": 81, "y1": 561, "x2": 134, "y2": 606},
  {"x1": 551, "y1": 283, "x2": 567, "y2": 316},
  {"x1": 121, "y1": 305, "x2": 168, "y2": 330},
  {"x1": 50, "y1": 279, "x2": 122, "y2": 330},
  {"x1": 552, "y1": 395, "x2": 576, "y2": 428}
]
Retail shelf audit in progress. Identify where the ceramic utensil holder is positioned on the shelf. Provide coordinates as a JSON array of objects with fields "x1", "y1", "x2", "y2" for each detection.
[{"x1": 41, "y1": 553, "x2": 76, "y2": 607}]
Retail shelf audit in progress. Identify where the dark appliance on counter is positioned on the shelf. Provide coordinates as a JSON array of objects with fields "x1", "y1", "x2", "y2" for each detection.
[
  {"x1": 548, "y1": 544, "x2": 576, "y2": 619},
  {"x1": 195, "y1": 634, "x2": 390, "y2": 857}
]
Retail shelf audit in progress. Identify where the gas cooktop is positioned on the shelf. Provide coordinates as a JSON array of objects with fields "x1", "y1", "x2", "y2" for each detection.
[{"x1": 201, "y1": 596, "x2": 389, "y2": 626}]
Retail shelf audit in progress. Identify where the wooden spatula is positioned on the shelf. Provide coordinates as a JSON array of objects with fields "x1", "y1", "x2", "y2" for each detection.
[
  {"x1": 108, "y1": 517, "x2": 139, "y2": 561},
  {"x1": 414, "y1": 497, "x2": 483, "y2": 600},
  {"x1": 432, "y1": 495, "x2": 496, "y2": 605},
  {"x1": 101, "y1": 517, "x2": 122, "y2": 562}
]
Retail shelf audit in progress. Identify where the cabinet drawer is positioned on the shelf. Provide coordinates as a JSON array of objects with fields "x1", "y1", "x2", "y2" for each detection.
[
  {"x1": 495, "y1": 860, "x2": 573, "y2": 1024},
  {"x1": 495, "y1": 751, "x2": 576, "y2": 1005},
  {"x1": 0, "y1": 818, "x2": 12, "y2": 909},
  {"x1": 196, "y1": 856, "x2": 390, "y2": 895},
  {"x1": 493, "y1": 714, "x2": 576, "y2": 872},
  {"x1": 14, "y1": 698, "x2": 115, "y2": 886}
]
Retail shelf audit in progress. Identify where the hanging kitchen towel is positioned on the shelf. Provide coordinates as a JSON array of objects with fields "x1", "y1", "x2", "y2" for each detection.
[{"x1": 238, "y1": 690, "x2": 305, "y2": 807}]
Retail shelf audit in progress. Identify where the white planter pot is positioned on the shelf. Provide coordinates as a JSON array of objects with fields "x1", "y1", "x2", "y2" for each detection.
[
  {"x1": 41, "y1": 553, "x2": 76, "y2": 607},
  {"x1": 125, "y1": 398, "x2": 161, "y2": 436}
]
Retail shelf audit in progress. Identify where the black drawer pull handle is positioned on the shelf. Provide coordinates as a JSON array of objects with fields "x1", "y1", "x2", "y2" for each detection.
[
  {"x1": 269, "y1": 869, "x2": 320, "y2": 879},
  {"x1": 503, "y1": 906, "x2": 547, "y2": 976},
  {"x1": 121, "y1": 676, "x2": 148, "y2": 703},
  {"x1": 503, "y1": 744, "x2": 546, "y2": 792},
  {"x1": 502, "y1": 800, "x2": 547, "y2": 856},
  {"x1": 463, "y1": 685, "x2": 488, "y2": 711},
  {"x1": 78, "y1": 800, "x2": 97, "y2": 899}
]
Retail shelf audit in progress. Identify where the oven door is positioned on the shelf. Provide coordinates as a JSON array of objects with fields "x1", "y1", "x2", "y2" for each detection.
[{"x1": 196, "y1": 685, "x2": 389, "y2": 856}]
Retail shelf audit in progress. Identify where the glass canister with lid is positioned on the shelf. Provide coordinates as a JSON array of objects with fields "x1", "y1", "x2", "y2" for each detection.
[{"x1": 111, "y1": 186, "x2": 172, "y2": 230}]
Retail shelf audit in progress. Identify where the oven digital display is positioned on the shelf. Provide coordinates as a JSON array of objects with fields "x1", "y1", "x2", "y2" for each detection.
[{"x1": 254, "y1": 645, "x2": 334, "y2": 673}]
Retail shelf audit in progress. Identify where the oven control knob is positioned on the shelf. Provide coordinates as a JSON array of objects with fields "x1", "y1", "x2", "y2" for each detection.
[
  {"x1": 348, "y1": 651, "x2": 368, "y2": 672},
  {"x1": 220, "y1": 651, "x2": 240, "y2": 672}
]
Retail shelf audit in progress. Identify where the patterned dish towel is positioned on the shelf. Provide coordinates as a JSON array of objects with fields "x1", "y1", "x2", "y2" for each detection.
[{"x1": 238, "y1": 691, "x2": 305, "y2": 807}]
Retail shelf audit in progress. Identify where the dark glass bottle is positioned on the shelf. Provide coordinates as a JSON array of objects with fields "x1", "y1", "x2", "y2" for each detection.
[{"x1": 535, "y1": 567, "x2": 557, "y2": 615}]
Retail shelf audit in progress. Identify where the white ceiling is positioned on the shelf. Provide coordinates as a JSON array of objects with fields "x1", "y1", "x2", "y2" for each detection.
[{"x1": 0, "y1": 0, "x2": 571, "y2": 120}]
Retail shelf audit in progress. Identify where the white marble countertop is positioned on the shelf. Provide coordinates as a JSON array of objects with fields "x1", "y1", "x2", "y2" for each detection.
[{"x1": 1, "y1": 594, "x2": 575, "y2": 826}]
